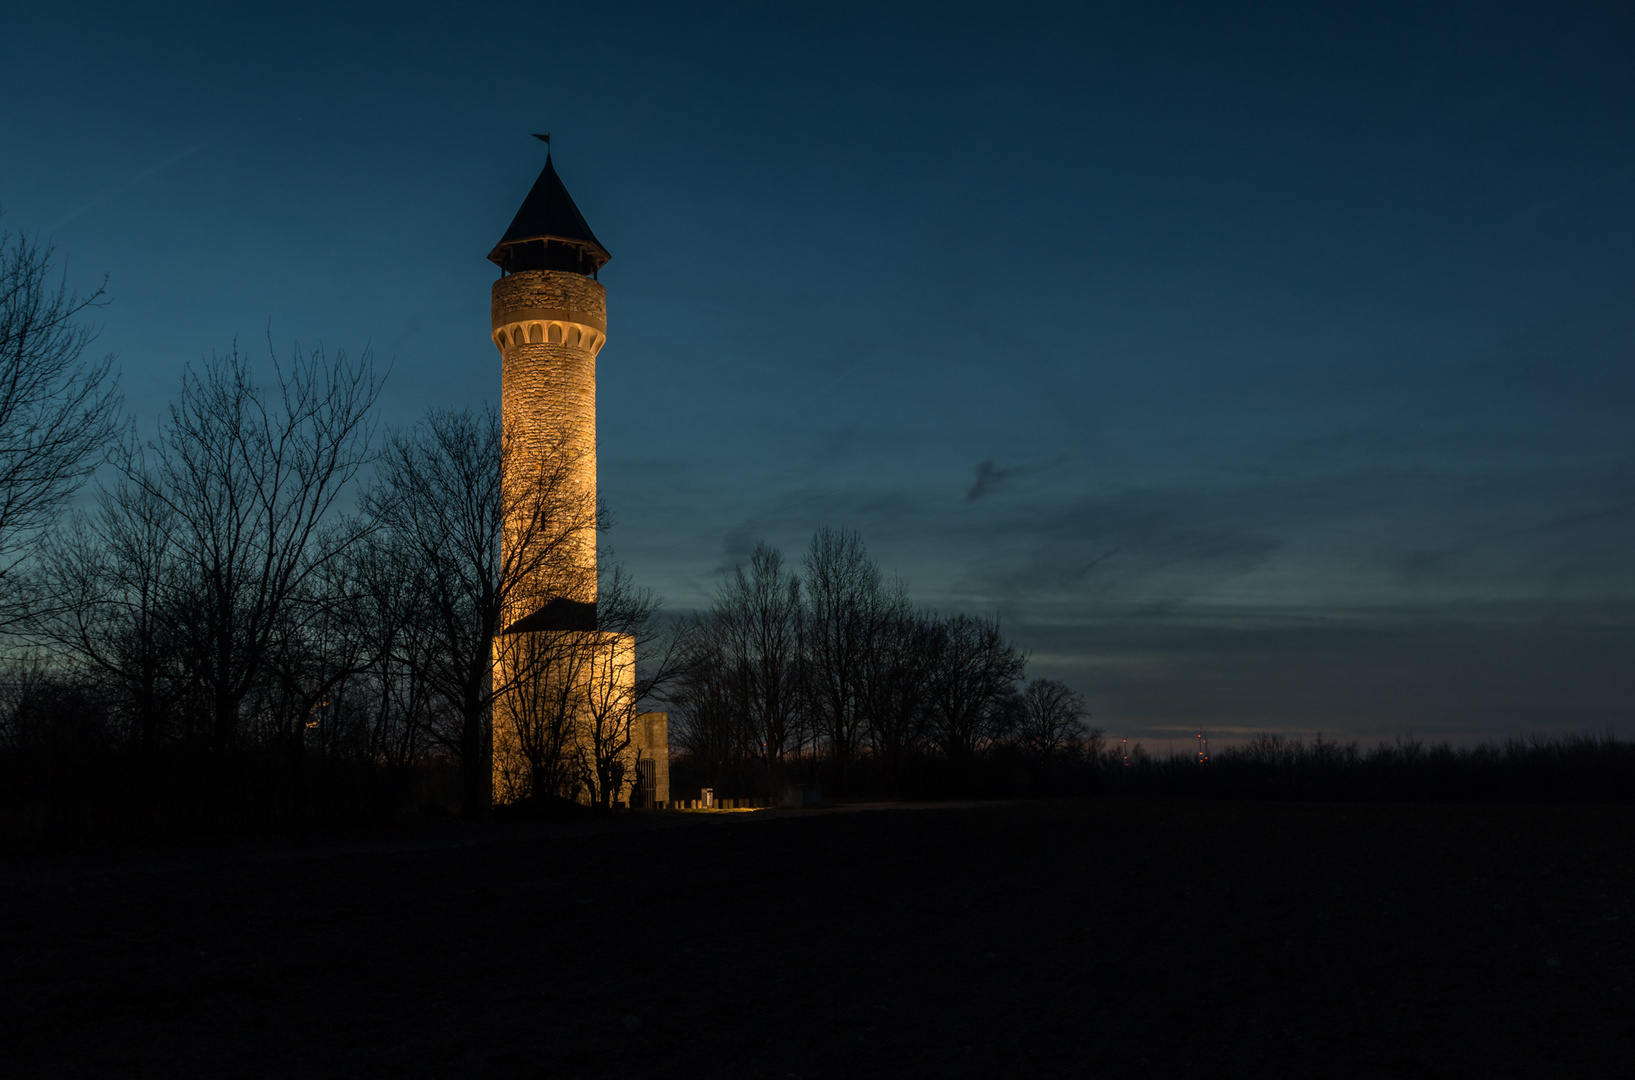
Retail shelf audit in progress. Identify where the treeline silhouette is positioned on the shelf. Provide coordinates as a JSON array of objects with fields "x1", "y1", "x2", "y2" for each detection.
[
  {"x1": 1103, "y1": 732, "x2": 1635, "y2": 804},
  {"x1": 665, "y1": 534, "x2": 1635, "y2": 805},
  {"x1": 667, "y1": 530, "x2": 1095, "y2": 802},
  {"x1": 0, "y1": 339, "x2": 448, "y2": 841}
]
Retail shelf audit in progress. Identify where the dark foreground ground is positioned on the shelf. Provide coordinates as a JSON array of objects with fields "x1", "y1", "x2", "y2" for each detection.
[{"x1": 2, "y1": 800, "x2": 1631, "y2": 1079}]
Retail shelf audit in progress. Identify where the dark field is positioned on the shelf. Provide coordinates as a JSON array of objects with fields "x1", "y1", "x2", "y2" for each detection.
[{"x1": 3, "y1": 800, "x2": 1631, "y2": 1078}]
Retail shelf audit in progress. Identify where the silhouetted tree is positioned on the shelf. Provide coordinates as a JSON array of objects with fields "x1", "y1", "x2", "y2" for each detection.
[
  {"x1": 492, "y1": 625, "x2": 585, "y2": 804},
  {"x1": 670, "y1": 621, "x2": 739, "y2": 791},
  {"x1": 33, "y1": 476, "x2": 189, "y2": 759},
  {"x1": 367, "y1": 406, "x2": 595, "y2": 814},
  {"x1": 118, "y1": 342, "x2": 379, "y2": 788},
  {"x1": 802, "y1": 527, "x2": 886, "y2": 793},
  {"x1": 576, "y1": 564, "x2": 686, "y2": 807},
  {"x1": 0, "y1": 220, "x2": 122, "y2": 626},
  {"x1": 860, "y1": 590, "x2": 937, "y2": 794},
  {"x1": 678, "y1": 542, "x2": 805, "y2": 798},
  {"x1": 924, "y1": 613, "x2": 1026, "y2": 772},
  {"x1": 257, "y1": 535, "x2": 384, "y2": 813},
  {"x1": 490, "y1": 569, "x2": 681, "y2": 809},
  {"x1": 1013, "y1": 678, "x2": 1096, "y2": 759},
  {"x1": 346, "y1": 532, "x2": 441, "y2": 768}
]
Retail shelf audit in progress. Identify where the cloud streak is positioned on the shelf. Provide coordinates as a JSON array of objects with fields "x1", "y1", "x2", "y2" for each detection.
[
  {"x1": 48, "y1": 139, "x2": 213, "y2": 232},
  {"x1": 965, "y1": 459, "x2": 1018, "y2": 501}
]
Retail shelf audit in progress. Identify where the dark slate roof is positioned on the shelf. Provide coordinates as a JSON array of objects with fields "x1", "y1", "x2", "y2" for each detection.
[
  {"x1": 488, "y1": 154, "x2": 610, "y2": 267},
  {"x1": 501, "y1": 597, "x2": 598, "y2": 634}
]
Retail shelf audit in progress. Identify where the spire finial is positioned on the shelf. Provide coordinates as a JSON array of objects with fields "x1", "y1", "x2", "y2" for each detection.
[{"x1": 532, "y1": 132, "x2": 551, "y2": 158}]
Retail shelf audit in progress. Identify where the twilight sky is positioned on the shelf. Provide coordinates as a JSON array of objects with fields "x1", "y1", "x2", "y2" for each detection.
[{"x1": 5, "y1": 1, "x2": 1634, "y2": 743}]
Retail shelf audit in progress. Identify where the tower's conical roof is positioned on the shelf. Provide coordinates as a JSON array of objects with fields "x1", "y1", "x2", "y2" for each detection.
[{"x1": 487, "y1": 153, "x2": 610, "y2": 269}]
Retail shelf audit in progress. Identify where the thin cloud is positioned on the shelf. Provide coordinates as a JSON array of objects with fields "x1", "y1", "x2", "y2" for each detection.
[
  {"x1": 966, "y1": 456, "x2": 1074, "y2": 502},
  {"x1": 386, "y1": 319, "x2": 422, "y2": 354},
  {"x1": 48, "y1": 139, "x2": 213, "y2": 231},
  {"x1": 966, "y1": 459, "x2": 1020, "y2": 501}
]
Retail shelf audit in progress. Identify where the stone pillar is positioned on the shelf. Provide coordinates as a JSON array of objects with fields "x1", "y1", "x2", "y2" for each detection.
[{"x1": 634, "y1": 711, "x2": 671, "y2": 807}]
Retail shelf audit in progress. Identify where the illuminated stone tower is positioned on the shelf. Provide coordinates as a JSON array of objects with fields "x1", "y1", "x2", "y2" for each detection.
[
  {"x1": 488, "y1": 142, "x2": 610, "y2": 614},
  {"x1": 487, "y1": 139, "x2": 669, "y2": 809}
]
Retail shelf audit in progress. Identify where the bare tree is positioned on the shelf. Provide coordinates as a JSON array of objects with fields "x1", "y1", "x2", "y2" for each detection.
[
  {"x1": 366, "y1": 406, "x2": 595, "y2": 815},
  {"x1": 258, "y1": 531, "x2": 383, "y2": 791},
  {"x1": 670, "y1": 621, "x2": 742, "y2": 792},
  {"x1": 706, "y1": 542, "x2": 805, "y2": 797},
  {"x1": 566, "y1": 630, "x2": 636, "y2": 808},
  {"x1": 1013, "y1": 678, "x2": 1099, "y2": 760},
  {"x1": 801, "y1": 527, "x2": 886, "y2": 793},
  {"x1": 33, "y1": 476, "x2": 189, "y2": 757},
  {"x1": 860, "y1": 587, "x2": 938, "y2": 794},
  {"x1": 496, "y1": 564, "x2": 684, "y2": 809},
  {"x1": 495, "y1": 626, "x2": 587, "y2": 804},
  {"x1": 924, "y1": 613, "x2": 1027, "y2": 768},
  {"x1": 346, "y1": 532, "x2": 440, "y2": 768},
  {"x1": 0, "y1": 222, "x2": 122, "y2": 624},
  {"x1": 120, "y1": 342, "x2": 379, "y2": 777},
  {"x1": 597, "y1": 563, "x2": 689, "y2": 712},
  {"x1": 572, "y1": 565, "x2": 685, "y2": 807}
]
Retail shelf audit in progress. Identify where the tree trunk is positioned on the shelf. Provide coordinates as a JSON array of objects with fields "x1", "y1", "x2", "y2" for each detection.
[{"x1": 461, "y1": 700, "x2": 490, "y2": 818}]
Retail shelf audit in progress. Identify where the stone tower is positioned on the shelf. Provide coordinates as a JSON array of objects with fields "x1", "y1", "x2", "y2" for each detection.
[
  {"x1": 487, "y1": 141, "x2": 669, "y2": 808},
  {"x1": 488, "y1": 144, "x2": 610, "y2": 618}
]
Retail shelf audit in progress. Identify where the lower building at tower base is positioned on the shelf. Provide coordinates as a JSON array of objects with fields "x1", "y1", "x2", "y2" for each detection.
[{"x1": 492, "y1": 629, "x2": 668, "y2": 808}]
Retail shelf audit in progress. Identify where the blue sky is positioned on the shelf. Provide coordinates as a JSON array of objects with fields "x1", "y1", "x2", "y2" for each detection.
[{"x1": 5, "y1": 1, "x2": 1634, "y2": 741}]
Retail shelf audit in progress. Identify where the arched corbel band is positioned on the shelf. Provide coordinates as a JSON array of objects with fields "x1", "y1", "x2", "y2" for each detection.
[{"x1": 492, "y1": 317, "x2": 607, "y2": 355}]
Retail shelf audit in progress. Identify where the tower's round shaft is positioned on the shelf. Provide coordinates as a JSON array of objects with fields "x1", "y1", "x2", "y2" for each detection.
[{"x1": 491, "y1": 269, "x2": 607, "y2": 609}]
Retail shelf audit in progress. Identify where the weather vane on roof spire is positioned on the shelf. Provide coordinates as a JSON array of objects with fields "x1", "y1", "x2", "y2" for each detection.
[{"x1": 532, "y1": 132, "x2": 551, "y2": 156}]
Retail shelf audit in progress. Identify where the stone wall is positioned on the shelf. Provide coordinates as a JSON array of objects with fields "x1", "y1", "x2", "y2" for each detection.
[
  {"x1": 492, "y1": 270, "x2": 608, "y2": 332},
  {"x1": 498, "y1": 341, "x2": 597, "y2": 606}
]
